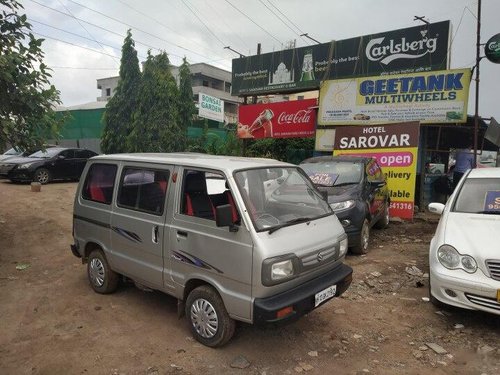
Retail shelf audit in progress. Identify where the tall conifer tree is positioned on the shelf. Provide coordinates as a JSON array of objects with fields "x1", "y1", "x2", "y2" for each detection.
[{"x1": 101, "y1": 29, "x2": 140, "y2": 154}]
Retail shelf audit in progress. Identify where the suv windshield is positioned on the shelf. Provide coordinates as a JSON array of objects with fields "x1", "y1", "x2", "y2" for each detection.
[
  {"x1": 234, "y1": 167, "x2": 333, "y2": 232},
  {"x1": 300, "y1": 161, "x2": 363, "y2": 186},
  {"x1": 453, "y1": 178, "x2": 500, "y2": 214}
]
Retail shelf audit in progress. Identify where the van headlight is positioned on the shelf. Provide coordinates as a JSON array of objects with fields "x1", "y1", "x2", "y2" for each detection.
[
  {"x1": 437, "y1": 245, "x2": 477, "y2": 273},
  {"x1": 339, "y1": 236, "x2": 348, "y2": 258},
  {"x1": 330, "y1": 200, "x2": 355, "y2": 212},
  {"x1": 262, "y1": 254, "x2": 299, "y2": 286}
]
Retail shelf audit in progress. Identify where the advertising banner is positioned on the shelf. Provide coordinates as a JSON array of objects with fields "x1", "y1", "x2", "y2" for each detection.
[
  {"x1": 319, "y1": 68, "x2": 470, "y2": 125},
  {"x1": 333, "y1": 122, "x2": 420, "y2": 219},
  {"x1": 237, "y1": 99, "x2": 316, "y2": 139},
  {"x1": 315, "y1": 128, "x2": 336, "y2": 151},
  {"x1": 231, "y1": 21, "x2": 450, "y2": 96},
  {"x1": 198, "y1": 93, "x2": 224, "y2": 122}
]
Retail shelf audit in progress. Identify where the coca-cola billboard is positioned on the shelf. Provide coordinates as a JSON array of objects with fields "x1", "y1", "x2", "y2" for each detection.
[{"x1": 237, "y1": 99, "x2": 316, "y2": 139}]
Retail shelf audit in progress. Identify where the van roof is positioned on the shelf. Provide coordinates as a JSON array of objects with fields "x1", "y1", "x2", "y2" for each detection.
[{"x1": 91, "y1": 152, "x2": 293, "y2": 173}]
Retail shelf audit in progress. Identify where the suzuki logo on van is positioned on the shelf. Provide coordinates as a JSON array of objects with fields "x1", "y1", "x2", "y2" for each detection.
[{"x1": 366, "y1": 30, "x2": 438, "y2": 65}]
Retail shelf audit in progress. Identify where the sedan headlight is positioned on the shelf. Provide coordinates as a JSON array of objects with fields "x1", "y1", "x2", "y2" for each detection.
[
  {"x1": 330, "y1": 200, "x2": 355, "y2": 212},
  {"x1": 262, "y1": 254, "x2": 299, "y2": 286},
  {"x1": 437, "y1": 245, "x2": 477, "y2": 273},
  {"x1": 17, "y1": 163, "x2": 34, "y2": 169}
]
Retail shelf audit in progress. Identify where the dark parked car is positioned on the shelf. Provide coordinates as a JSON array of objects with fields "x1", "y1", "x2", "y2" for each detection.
[
  {"x1": 0, "y1": 144, "x2": 56, "y2": 163},
  {"x1": 0, "y1": 147, "x2": 98, "y2": 184},
  {"x1": 300, "y1": 155, "x2": 390, "y2": 254}
]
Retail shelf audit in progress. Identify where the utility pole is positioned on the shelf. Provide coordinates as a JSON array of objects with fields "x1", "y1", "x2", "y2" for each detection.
[{"x1": 473, "y1": 0, "x2": 482, "y2": 166}]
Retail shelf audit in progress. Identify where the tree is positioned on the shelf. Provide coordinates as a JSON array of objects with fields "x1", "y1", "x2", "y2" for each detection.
[
  {"x1": 247, "y1": 138, "x2": 314, "y2": 163},
  {"x1": 127, "y1": 51, "x2": 182, "y2": 152},
  {"x1": 101, "y1": 29, "x2": 140, "y2": 154},
  {"x1": 178, "y1": 57, "x2": 195, "y2": 151},
  {"x1": 0, "y1": 0, "x2": 63, "y2": 151}
]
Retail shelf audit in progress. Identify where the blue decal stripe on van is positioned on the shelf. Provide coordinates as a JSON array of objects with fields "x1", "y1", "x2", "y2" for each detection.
[
  {"x1": 111, "y1": 227, "x2": 142, "y2": 243},
  {"x1": 172, "y1": 251, "x2": 223, "y2": 274},
  {"x1": 73, "y1": 215, "x2": 111, "y2": 229}
]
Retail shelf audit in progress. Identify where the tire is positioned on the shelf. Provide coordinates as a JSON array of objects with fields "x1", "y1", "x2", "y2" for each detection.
[
  {"x1": 374, "y1": 205, "x2": 390, "y2": 229},
  {"x1": 34, "y1": 168, "x2": 51, "y2": 184},
  {"x1": 185, "y1": 285, "x2": 235, "y2": 347},
  {"x1": 87, "y1": 249, "x2": 119, "y2": 294},
  {"x1": 351, "y1": 219, "x2": 370, "y2": 255}
]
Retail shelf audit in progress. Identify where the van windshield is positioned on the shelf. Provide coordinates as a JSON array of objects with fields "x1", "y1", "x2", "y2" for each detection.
[{"x1": 234, "y1": 167, "x2": 333, "y2": 232}]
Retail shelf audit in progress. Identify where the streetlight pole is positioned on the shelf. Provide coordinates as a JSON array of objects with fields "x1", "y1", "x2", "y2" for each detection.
[{"x1": 473, "y1": 0, "x2": 482, "y2": 166}]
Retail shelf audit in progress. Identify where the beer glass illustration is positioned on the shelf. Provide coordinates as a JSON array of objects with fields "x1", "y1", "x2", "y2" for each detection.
[{"x1": 300, "y1": 49, "x2": 315, "y2": 82}]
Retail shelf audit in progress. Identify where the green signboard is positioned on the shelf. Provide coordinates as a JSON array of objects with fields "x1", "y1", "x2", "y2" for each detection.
[
  {"x1": 231, "y1": 21, "x2": 450, "y2": 96},
  {"x1": 485, "y1": 33, "x2": 500, "y2": 64}
]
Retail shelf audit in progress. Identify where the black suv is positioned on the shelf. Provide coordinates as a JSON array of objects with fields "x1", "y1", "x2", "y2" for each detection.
[
  {"x1": 1, "y1": 147, "x2": 98, "y2": 184},
  {"x1": 300, "y1": 155, "x2": 390, "y2": 254}
]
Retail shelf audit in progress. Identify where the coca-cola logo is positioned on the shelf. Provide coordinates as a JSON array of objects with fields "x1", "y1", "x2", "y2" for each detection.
[
  {"x1": 277, "y1": 109, "x2": 312, "y2": 125},
  {"x1": 366, "y1": 30, "x2": 438, "y2": 65}
]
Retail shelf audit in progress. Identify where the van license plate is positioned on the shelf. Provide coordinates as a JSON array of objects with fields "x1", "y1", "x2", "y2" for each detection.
[{"x1": 315, "y1": 285, "x2": 337, "y2": 307}]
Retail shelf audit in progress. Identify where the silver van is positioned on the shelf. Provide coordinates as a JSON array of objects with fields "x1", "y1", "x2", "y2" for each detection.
[{"x1": 71, "y1": 153, "x2": 352, "y2": 347}]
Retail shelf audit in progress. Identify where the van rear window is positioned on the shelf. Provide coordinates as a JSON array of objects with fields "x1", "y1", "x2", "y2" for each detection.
[
  {"x1": 118, "y1": 168, "x2": 169, "y2": 215},
  {"x1": 82, "y1": 163, "x2": 117, "y2": 204}
]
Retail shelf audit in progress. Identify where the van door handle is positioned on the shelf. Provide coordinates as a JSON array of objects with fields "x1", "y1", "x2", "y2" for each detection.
[
  {"x1": 152, "y1": 225, "x2": 159, "y2": 243},
  {"x1": 177, "y1": 230, "x2": 188, "y2": 239}
]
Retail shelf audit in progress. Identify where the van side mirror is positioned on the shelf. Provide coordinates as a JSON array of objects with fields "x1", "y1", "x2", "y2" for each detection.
[{"x1": 216, "y1": 204, "x2": 238, "y2": 232}]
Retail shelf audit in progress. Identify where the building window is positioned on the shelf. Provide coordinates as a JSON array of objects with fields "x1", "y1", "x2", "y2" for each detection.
[
  {"x1": 225, "y1": 82, "x2": 231, "y2": 93},
  {"x1": 297, "y1": 95, "x2": 304, "y2": 100},
  {"x1": 203, "y1": 80, "x2": 209, "y2": 87},
  {"x1": 106, "y1": 88, "x2": 111, "y2": 97}
]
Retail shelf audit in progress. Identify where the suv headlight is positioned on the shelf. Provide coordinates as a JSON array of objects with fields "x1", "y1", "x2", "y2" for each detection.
[
  {"x1": 262, "y1": 254, "x2": 299, "y2": 286},
  {"x1": 330, "y1": 200, "x2": 355, "y2": 212},
  {"x1": 437, "y1": 245, "x2": 477, "y2": 273}
]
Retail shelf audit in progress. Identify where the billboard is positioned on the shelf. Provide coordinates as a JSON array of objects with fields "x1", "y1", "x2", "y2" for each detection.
[
  {"x1": 237, "y1": 99, "x2": 316, "y2": 139},
  {"x1": 198, "y1": 93, "x2": 224, "y2": 122},
  {"x1": 333, "y1": 122, "x2": 420, "y2": 219},
  {"x1": 319, "y1": 68, "x2": 471, "y2": 125},
  {"x1": 231, "y1": 21, "x2": 450, "y2": 96}
]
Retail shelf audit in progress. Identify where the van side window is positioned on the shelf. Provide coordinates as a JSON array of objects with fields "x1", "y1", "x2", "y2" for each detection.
[
  {"x1": 82, "y1": 163, "x2": 117, "y2": 204},
  {"x1": 181, "y1": 170, "x2": 240, "y2": 223},
  {"x1": 118, "y1": 168, "x2": 169, "y2": 215}
]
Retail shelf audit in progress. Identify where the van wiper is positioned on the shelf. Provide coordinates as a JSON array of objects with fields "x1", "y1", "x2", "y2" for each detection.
[{"x1": 268, "y1": 217, "x2": 312, "y2": 234}]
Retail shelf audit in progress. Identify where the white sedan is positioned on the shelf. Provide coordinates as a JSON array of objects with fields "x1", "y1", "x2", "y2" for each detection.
[{"x1": 428, "y1": 167, "x2": 500, "y2": 315}]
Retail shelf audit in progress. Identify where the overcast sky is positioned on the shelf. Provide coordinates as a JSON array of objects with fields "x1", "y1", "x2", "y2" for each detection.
[{"x1": 20, "y1": 0, "x2": 500, "y2": 121}]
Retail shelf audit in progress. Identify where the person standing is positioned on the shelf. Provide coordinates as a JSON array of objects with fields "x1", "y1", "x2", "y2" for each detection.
[{"x1": 453, "y1": 146, "x2": 475, "y2": 188}]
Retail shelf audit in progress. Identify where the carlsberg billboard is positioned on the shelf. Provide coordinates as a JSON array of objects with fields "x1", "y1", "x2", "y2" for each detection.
[{"x1": 231, "y1": 21, "x2": 450, "y2": 96}]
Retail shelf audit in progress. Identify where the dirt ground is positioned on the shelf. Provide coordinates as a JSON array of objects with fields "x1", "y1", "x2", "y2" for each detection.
[{"x1": 0, "y1": 180, "x2": 499, "y2": 375}]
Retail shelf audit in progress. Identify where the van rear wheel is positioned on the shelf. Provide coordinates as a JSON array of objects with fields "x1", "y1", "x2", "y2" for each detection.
[
  {"x1": 87, "y1": 249, "x2": 119, "y2": 294},
  {"x1": 185, "y1": 285, "x2": 235, "y2": 347}
]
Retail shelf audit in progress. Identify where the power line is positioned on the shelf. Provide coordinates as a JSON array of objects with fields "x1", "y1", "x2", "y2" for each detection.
[
  {"x1": 57, "y1": 0, "x2": 119, "y2": 66},
  {"x1": 65, "y1": 0, "x2": 222, "y2": 63},
  {"x1": 114, "y1": 0, "x2": 225, "y2": 60},
  {"x1": 257, "y1": 0, "x2": 305, "y2": 43},
  {"x1": 48, "y1": 66, "x2": 118, "y2": 70},
  {"x1": 223, "y1": 0, "x2": 283, "y2": 46},
  {"x1": 180, "y1": 0, "x2": 227, "y2": 48},
  {"x1": 267, "y1": 0, "x2": 306, "y2": 36}
]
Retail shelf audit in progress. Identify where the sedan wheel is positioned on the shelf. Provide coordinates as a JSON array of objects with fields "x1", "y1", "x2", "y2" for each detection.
[
  {"x1": 351, "y1": 219, "x2": 370, "y2": 255},
  {"x1": 34, "y1": 168, "x2": 50, "y2": 184}
]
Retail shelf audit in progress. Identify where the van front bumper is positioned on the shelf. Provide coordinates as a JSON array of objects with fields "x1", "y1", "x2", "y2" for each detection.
[{"x1": 253, "y1": 263, "x2": 353, "y2": 324}]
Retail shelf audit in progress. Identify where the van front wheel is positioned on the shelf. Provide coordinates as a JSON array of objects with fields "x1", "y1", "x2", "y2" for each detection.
[
  {"x1": 185, "y1": 285, "x2": 235, "y2": 347},
  {"x1": 87, "y1": 249, "x2": 119, "y2": 294}
]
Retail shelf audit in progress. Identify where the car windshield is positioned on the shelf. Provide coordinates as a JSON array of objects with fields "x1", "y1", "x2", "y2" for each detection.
[
  {"x1": 300, "y1": 161, "x2": 363, "y2": 186},
  {"x1": 29, "y1": 149, "x2": 60, "y2": 158},
  {"x1": 4, "y1": 147, "x2": 23, "y2": 156},
  {"x1": 453, "y1": 178, "x2": 500, "y2": 214},
  {"x1": 234, "y1": 167, "x2": 333, "y2": 232}
]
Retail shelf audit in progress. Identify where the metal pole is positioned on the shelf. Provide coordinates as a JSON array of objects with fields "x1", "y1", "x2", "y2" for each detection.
[{"x1": 473, "y1": 0, "x2": 481, "y2": 167}]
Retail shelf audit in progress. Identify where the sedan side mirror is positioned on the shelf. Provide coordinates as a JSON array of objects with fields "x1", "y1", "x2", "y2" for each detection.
[{"x1": 57, "y1": 155, "x2": 65, "y2": 160}]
